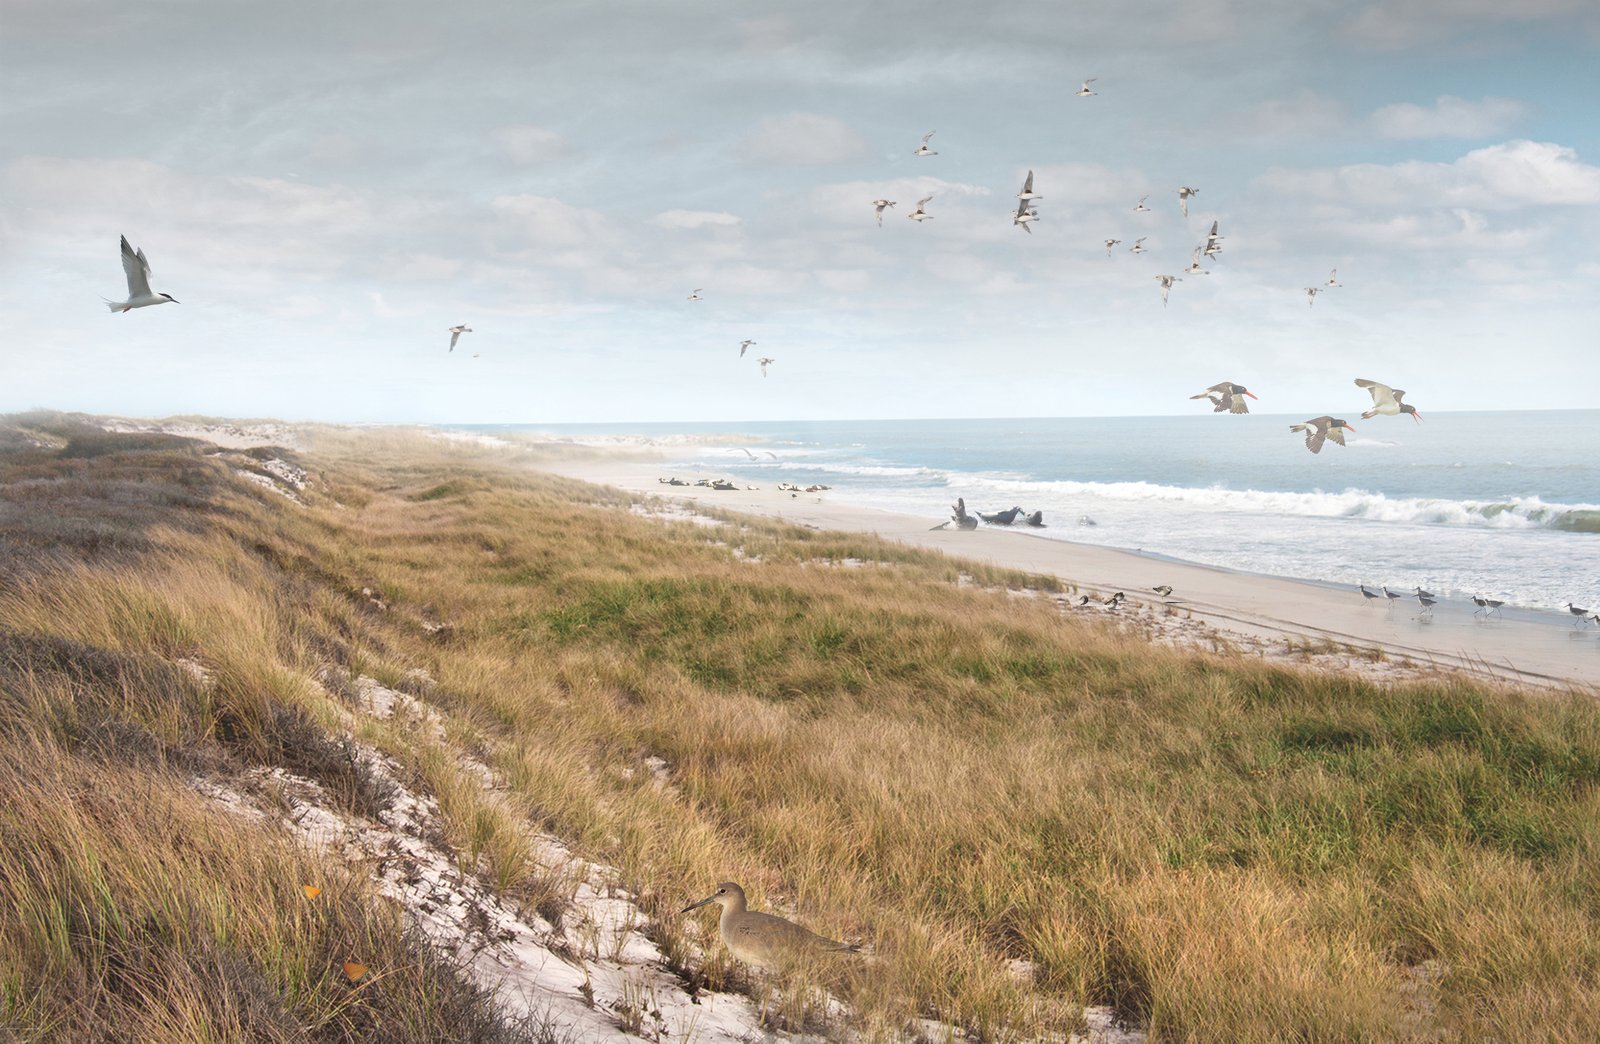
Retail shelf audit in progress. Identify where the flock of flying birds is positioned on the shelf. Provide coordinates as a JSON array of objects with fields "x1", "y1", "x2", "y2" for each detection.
[{"x1": 1189, "y1": 376, "x2": 1422, "y2": 454}]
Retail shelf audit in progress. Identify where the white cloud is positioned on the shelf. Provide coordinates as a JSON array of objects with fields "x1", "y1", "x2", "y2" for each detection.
[
  {"x1": 491, "y1": 124, "x2": 569, "y2": 166},
  {"x1": 1369, "y1": 96, "x2": 1527, "y2": 140},
  {"x1": 649, "y1": 209, "x2": 742, "y2": 230},
  {"x1": 1344, "y1": 0, "x2": 1587, "y2": 48},
  {"x1": 741, "y1": 112, "x2": 868, "y2": 166},
  {"x1": 1255, "y1": 140, "x2": 1600, "y2": 210}
]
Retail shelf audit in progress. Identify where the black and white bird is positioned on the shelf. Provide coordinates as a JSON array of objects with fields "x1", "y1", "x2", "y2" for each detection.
[
  {"x1": 1177, "y1": 186, "x2": 1199, "y2": 217},
  {"x1": 1202, "y1": 220, "x2": 1224, "y2": 257},
  {"x1": 871, "y1": 199, "x2": 897, "y2": 226},
  {"x1": 908, "y1": 195, "x2": 935, "y2": 222},
  {"x1": 1355, "y1": 379, "x2": 1422, "y2": 423},
  {"x1": 1017, "y1": 170, "x2": 1043, "y2": 204},
  {"x1": 1152, "y1": 585, "x2": 1174, "y2": 597},
  {"x1": 1326, "y1": 269, "x2": 1342, "y2": 288},
  {"x1": 1133, "y1": 195, "x2": 1150, "y2": 213},
  {"x1": 757, "y1": 357, "x2": 775, "y2": 378},
  {"x1": 1289, "y1": 416, "x2": 1356, "y2": 454},
  {"x1": 1076, "y1": 78, "x2": 1098, "y2": 97},
  {"x1": 1104, "y1": 238, "x2": 1122, "y2": 257},
  {"x1": 1185, "y1": 249, "x2": 1210, "y2": 276},
  {"x1": 447, "y1": 325, "x2": 471, "y2": 352},
  {"x1": 1304, "y1": 286, "x2": 1321, "y2": 308},
  {"x1": 1191, "y1": 382, "x2": 1258, "y2": 414},
  {"x1": 687, "y1": 288, "x2": 703, "y2": 301},
  {"x1": 740, "y1": 340, "x2": 756, "y2": 358},
  {"x1": 1130, "y1": 237, "x2": 1147, "y2": 255},
  {"x1": 107, "y1": 235, "x2": 179, "y2": 312},
  {"x1": 914, "y1": 131, "x2": 938, "y2": 157},
  {"x1": 1155, "y1": 274, "x2": 1182, "y2": 307}
]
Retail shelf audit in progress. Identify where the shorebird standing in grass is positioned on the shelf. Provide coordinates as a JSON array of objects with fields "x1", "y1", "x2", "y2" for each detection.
[
  {"x1": 1290, "y1": 416, "x2": 1355, "y2": 453},
  {"x1": 106, "y1": 235, "x2": 179, "y2": 312},
  {"x1": 871, "y1": 199, "x2": 897, "y2": 226},
  {"x1": 447, "y1": 325, "x2": 472, "y2": 352},
  {"x1": 682, "y1": 882, "x2": 857, "y2": 971},
  {"x1": 914, "y1": 131, "x2": 937, "y2": 157}
]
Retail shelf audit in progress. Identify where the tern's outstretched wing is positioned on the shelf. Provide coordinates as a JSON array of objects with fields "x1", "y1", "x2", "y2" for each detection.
[{"x1": 121, "y1": 235, "x2": 152, "y2": 298}]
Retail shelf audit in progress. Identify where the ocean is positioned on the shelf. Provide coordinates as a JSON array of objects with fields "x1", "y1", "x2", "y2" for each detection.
[{"x1": 465, "y1": 412, "x2": 1600, "y2": 614}]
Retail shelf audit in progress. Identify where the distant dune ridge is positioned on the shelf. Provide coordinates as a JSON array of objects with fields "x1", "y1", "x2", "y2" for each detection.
[{"x1": 2, "y1": 412, "x2": 1599, "y2": 1041}]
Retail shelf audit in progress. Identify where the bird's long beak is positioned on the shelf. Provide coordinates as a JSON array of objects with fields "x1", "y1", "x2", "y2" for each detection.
[
  {"x1": 1345, "y1": 423, "x2": 1357, "y2": 431},
  {"x1": 1411, "y1": 411, "x2": 1423, "y2": 424},
  {"x1": 168, "y1": 298, "x2": 180, "y2": 304},
  {"x1": 1245, "y1": 391, "x2": 1258, "y2": 399},
  {"x1": 681, "y1": 894, "x2": 717, "y2": 914}
]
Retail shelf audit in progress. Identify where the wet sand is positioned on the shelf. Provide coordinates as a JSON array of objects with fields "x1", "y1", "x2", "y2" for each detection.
[{"x1": 544, "y1": 456, "x2": 1600, "y2": 692}]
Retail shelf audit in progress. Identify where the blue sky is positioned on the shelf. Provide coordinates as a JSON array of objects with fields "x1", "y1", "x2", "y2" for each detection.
[{"x1": 2, "y1": 0, "x2": 1597, "y2": 423}]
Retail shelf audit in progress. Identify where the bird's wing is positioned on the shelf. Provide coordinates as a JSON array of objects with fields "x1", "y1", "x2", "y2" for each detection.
[
  {"x1": 449, "y1": 330, "x2": 461, "y2": 351},
  {"x1": 1085, "y1": 77, "x2": 1097, "y2": 85},
  {"x1": 921, "y1": 131, "x2": 935, "y2": 145},
  {"x1": 1391, "y1": 389, "x2": 1407, "y2": 405},
  {"x1": 917, "y1": 195, "x2": 933, "y2": 207},
  {"x1": 120, "y1": 236, "x2": 153, "y2": 298},
  {"x1": 1229, "y1": 396, "x2": 1250, "y2": 414},
  {"x1": 1305, "y1": 429, "x2": 1327, "y2": 453},
  {"x1": 1021, "y1": 170, "x2": 1034, "y2": 194},
  {"x1": 1354, "y1": 379, "x2": 1396, "y2": 407},
  {"x1": 1327, "y1": 427, "x2": 1347, "y2": 447}
]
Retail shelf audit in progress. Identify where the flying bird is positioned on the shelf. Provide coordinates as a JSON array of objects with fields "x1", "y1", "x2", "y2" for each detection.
[
  {"x1": 1185, "y1": 249, "x2": 1210, "y2": 276},
  {"x1": 447, "y1": 324, "x2": 472, "y2": 352},
  {"x1": 1326, "y1": 269, "x2": 1342, "y2": 288},
  {"x1": 687, "y1": 288, "x2": 703, "y2": 301},
  {"x1": 1155, "y1": 274, "x2": 1182, "y2": 307},
  {"x1": 107, "y1": 235, "x2": 179, "y2": 312},
  {"x1": 1133, "y1": 195, "x2": 1150, "y2": 212},
  {"x1": 1304, "y1": 286, "x2": 1321, "y2": 307},
  {"x1": 740, "y1": 339, "x2": 756, "y2": 358},
  {"x1": 872, "y1": 199, "x2": 897, "y2": 226},
  {"x1": 1191, "y1": 382, "x2": 1257, "y2": 414},
  {"x1": 908, "y1": 195, "x2": 934, "y2": 222},
  {"x1": 1017, "y1": 170, "x2": 1043, "y2": 203},
  {"x1": 1104, "y1": 238, "x2": 1122, "y2": 256},
  {"x1": 1355, "y1": 379, "x2": 1422, "y2": 423},
  {"x1": 1076, "y1": 78, "x2": 1098, "y2": 97},
  {"x1": 914, "y1": 131, "x2": 938, "y2": 157},
  {"x1": 1177, "y1": 186, "x2": 1199, "y2": 217},
  {"x1": 1289, "y1": 416, "x2": 1356, "y2": 454},
  {"x1": 1129, "y1": 237, "x2": 1147, "y2": 254},
  {"x1": 1202, "y1": 220, "x2": 1224, "y2": 257},
  {"x1": 757, "y1": 356, "x2": 775, "y2": 377},
  {"x1": 1013, "y1": 198, "x2": 1039, "y2": 234}
]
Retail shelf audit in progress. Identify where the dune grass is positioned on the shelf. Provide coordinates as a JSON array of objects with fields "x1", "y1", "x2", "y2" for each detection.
[{"x1": 3, "y1": 413, "x2": 1599, "y2": 1041}]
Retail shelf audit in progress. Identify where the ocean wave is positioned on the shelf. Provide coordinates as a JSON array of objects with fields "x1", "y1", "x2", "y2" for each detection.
[{"x1": 948, "y1": 476, "x2": 1600, "y2": 533}]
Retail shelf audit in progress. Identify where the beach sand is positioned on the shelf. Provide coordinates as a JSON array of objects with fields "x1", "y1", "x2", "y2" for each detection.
[{"x1": 543, "y1": 455, "x2": 1600, "y2": 692}]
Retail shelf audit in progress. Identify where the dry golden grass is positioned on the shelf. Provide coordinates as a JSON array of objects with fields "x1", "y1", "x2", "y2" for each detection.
[{"x1": 3, "y1": 413, "x2": 1600, "y2": 1041}]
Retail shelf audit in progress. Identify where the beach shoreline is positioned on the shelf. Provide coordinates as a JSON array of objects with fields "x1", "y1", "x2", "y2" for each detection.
[{"x1": 540, "y1": 452, "x2": 1600, "y2": 691}]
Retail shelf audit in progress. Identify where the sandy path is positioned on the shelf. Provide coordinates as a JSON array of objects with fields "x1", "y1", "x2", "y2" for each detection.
[{"x1": 545, "y1": 458, "x2": 1600, "y2": 692}]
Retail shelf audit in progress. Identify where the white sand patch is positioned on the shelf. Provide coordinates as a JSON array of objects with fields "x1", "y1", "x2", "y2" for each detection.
[
  {"x1": 257, "y1": 457, "x2": 308, "y2": 490},
  {"x1": 428, "y1": 430, "x2": 518, "y2": 450},
  {"x1": 234, "y1": 468, "x2": 304, "y2": 503},
  {"x1": 629, "y1": 502, "x2": 726, "y2": 527},
  {"x1": 100, "y1": 418, "x2": 300, "y2": 449}
]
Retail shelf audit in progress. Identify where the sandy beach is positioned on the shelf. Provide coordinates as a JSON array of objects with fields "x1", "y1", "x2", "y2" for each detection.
[{"x1": 544, "y1": 454, "x2": 1600, "y2": 691}]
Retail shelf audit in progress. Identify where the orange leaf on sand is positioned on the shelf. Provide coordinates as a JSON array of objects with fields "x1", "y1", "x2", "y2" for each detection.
[
  {"x1": 342, "y1": 962, "x2": 369, "y2": 983},
  {"x1": 301, "y1": 885, "x2": 322, "y2": 900}
]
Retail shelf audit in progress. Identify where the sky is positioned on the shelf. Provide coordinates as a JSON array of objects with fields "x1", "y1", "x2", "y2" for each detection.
[{"x1": 2, "y1": 0, "x2": 1598, "y2": 424}]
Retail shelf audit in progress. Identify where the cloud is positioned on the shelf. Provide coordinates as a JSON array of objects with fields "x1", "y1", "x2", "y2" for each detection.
[
  {"x1": 1369, "y1": 96, "x2": 1527, "y2": 140},
  {"x1": 491, "y1": 124, "x2": 569, "y2": 166},
  {"x1": 741, "y1": 112, "x2": 868, "y2": 167},
  {"x1": 1255, "y1": 140, "x2": 1600, "y2": 210},
  {"x1": 1343, "y1": 0, "x2": 1588, "y2": 48},
  {"x1": 649, "y1": 209, "x2": 742, "y2": 230}
]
